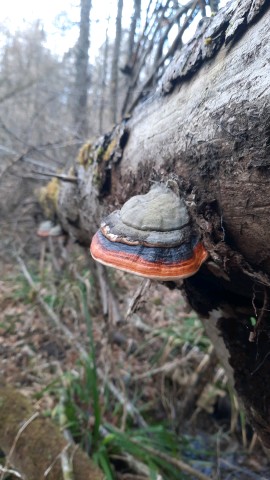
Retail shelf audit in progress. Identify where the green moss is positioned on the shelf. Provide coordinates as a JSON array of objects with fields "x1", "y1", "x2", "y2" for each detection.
[
  {"x1": 0, "y1": 387, "x2": 104, "y2": 480},
  {"x1": 96, "y1": 146, "x2": 104, "y2": 160},
  {"x1": 92, "y1": 166, "x2": 101, "y2": 187}
]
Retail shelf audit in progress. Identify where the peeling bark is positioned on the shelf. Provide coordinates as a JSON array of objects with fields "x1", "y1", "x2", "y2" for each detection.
[{"x1": 53, "y1": 0, "x2": 270, "y2": 446}]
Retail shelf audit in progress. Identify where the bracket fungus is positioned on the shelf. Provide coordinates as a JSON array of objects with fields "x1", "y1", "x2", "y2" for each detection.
[
  {"x1": 37, "y1": 221, "x2": 63, "y2": 238},
  {"x1": 90, "y1": 184, "x2": 208, "y2": 281}
]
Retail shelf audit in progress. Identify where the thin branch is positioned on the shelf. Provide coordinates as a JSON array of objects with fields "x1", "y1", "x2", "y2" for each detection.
[
  {"x1": 0, "y1": 465, "x2": 22, "y2": 479},
  {"x1": 31, "y1": 170, "x2": 78, "y2": 183},
  {"x1": 0, "y1": 80, "x2": 37, "y2": 104},
  {"x1": 126, "y1": 279, "x2": 151, "y2": 318},
  {"x1": 128, "y1": 0, "x2": 200, "y2": 113},
  {"x1": 43, "y1": 443, "x2": 71, "y2": 478}
]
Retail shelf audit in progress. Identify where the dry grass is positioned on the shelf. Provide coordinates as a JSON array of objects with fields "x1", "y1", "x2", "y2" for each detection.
[{"x1": 0, "y1": 240, "x2": 269, "y2": 479}]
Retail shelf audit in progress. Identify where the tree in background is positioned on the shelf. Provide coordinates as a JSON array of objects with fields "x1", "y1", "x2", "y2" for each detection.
[
  {"x1": 0, "y1": 0, "x2": 221, "y2": 222},
  {"x1": 98, "y1": 16, "x2": 110, "y2": 134},
  {"x1": 110, "y1": 0, "x2": 124, "y2": 125},
  {"x1": 72, "y1": 0, "x2": 92, "y2": 139},
  {"x1": 0, "y1": 21, "x2": 75, "y2": 172}
]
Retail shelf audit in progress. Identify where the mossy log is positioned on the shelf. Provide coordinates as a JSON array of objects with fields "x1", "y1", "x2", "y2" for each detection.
[
  {"x1": 0, "y1": 387, "x2": 104, "y2": 480},
  {"x1": 44, "y1": 0, "x2": 270, "y2": 448}
]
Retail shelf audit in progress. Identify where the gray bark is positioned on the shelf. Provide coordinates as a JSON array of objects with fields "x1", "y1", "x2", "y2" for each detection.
[
  {"x1": 56, "y1": 0, "x2": 270, "y2": 447},
  {"x1": 73, "y1": 0, "x2": 92, "y2": 138},
  {"x1": 110, "y1": 0, "x2": 123, "y2": 124},
  {"x1": 98, "y1": 18, "x2": 110, "y2": 134}
]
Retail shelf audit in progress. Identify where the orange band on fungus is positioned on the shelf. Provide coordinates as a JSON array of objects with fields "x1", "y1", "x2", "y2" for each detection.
[{"x1": 90, "y1": 231, "x2": 208, "y2": 281}]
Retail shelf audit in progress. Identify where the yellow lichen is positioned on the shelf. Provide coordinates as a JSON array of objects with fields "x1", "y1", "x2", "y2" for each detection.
[
  {"x1": 76, "y1": 142, "x2": 93, "y2": 167},
  {"x1": 36, "y1": 177, "x2": 60, "y2": 218},
  {"x1": 204, "y1": 37, "x2": 212, "y2": 46},
  {"x1": 46, "y1": 178, "x2": 60, "y2": 208},
  {"x1": 68, "y1": 165, "x2": 75, "y2": 177},
  {"x1": 103, "y1": 138, "x2": 117, "y2": 162}
]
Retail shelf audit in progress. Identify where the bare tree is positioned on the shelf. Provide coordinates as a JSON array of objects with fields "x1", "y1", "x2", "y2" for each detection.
[
  {"x1": 123, "y1": 0, "x2": 141, "y2": 75},
  {"x1": 98, "y1": 17, "x2": 110, "y2": 134},
  {"x1": 0, "y1": 22, "x2": 76, "y2": 169},
  {"x1": 120, "y1": 0, "x2": 141, "y2": 116},
  {"x1": 73, "y1": 0, "x2": 92, "y2": 138},
  {"x1": 110, "y1": 0, "x2": 123, "y2": 125}
]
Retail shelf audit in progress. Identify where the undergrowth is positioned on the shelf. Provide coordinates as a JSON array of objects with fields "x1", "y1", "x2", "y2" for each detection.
[{"x1": 2, "y1": 250, "x2": 265, "y2": 479}]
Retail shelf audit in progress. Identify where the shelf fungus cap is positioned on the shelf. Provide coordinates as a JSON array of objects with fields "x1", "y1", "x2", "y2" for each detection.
[
  {"x1": 37, "y1": 220, "x2": 54, "y2": 238},
  {"x1": 90, "y1": 184, "x2": 208, "y2": 281},
  {"x1": 37, "y1": 221, "x2": 63, "y2": 238}
]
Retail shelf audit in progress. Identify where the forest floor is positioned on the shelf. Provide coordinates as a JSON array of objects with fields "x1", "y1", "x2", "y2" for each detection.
[{"x1": 1, "y1": 239, "x2": 270, "y2": 480}]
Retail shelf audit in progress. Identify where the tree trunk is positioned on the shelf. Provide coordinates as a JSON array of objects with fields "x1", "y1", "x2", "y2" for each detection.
[
  {"x1": 121, "y1": 0, "x2": 141, "y2": 116},
  {"x1": 110, "y1": 0, "x2": 123, "y2": 125},
  {"x1": 55, "y1": 0, "x2": 270, "y2": 447},
  {"x1": 73, "y1": 0, "x2": 92, "y2": 139},
  {"x1": 98, "y1": 17, "x2": 110, "y2": 134}
]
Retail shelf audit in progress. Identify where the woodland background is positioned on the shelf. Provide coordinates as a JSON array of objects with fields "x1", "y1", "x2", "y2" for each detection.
[{"x1": 1, "y1": 1, "x2": 270, "y2": 479}]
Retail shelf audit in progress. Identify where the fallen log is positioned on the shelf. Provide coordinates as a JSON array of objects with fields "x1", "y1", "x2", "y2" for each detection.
[{"x1": 43, "y1": 0, "x2": 270, "y2": 447}]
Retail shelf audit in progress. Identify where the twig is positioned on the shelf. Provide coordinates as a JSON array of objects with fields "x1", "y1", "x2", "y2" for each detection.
[
  {"x1": 39, "y1": 239, "x2": 47, "y2": 277},
  {"x1": 59, "y1": 389, "x2": 74, "y2": 480},
  {"x1": 251, "y1": 351, "x2": 270, "y2": 376},
  {"x1": 219, "y1": 458, "x2": 268, "y2": 480},
  {"x1": 0, "y1": 465, "x2": 23, "y2": 479},
  {"x1": 0, "y1": 412, "x2": 39, "y2": 480},
  {"x1": 44, "y1": 443, "x2": 71, "y2": 478},
  {"x1": 180, "y1": 348, "x2": 218, "y2": 421},
  {"x1": 254, "y1": 286, "x2": 269, "y2": 336},
  {"x1": 126, "y1": 279, "x2": 151, "y2": 318},
  {"x1": 96, "y1": 263, "x2": 123, "y2": 324},
  {"x1": 60, "y1": 450, "x2": 74, "y2": 480},
  {"x1": 129, "y1": 314, "x2": 152, "y2": 332},
  {"x1": 109, "y1": 453, "x2": 152, "y2": 478},
  {"x1": 96, "y1": 263, "x2": 109, "y2": 316},
  {"x1": 31, "y1": 170, "x2": 78, "y2": 183},
  {"x1": 48, "y1": 236, "x2": 61, "y2": 272},
  {"x1": 16, "y1": 254, "x2": 147, "y2": 428},
  {"x1": 133, "y1": 355, "x2": 194, "y2": 381},
  {"x1": 248, "y1": 432, "x2": 258, "y2": 453}
]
